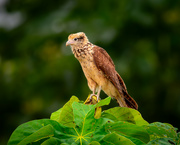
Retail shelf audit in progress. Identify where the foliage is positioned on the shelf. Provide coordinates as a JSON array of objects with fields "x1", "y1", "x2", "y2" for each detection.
[{"x1": 8, "y1": 96, "x2": 179, "y2": 145}]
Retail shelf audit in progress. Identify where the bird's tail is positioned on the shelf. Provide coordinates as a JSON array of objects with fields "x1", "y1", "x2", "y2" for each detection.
[
  {"x1": 122, "y1": 90, "x2": 138, "y2": 110},
  {"x1": 116, "y1": 91, "x2": 138, "y2": 110},
  {"x1": 116, "y1": 74, "x2": 138, "y2": 110}
]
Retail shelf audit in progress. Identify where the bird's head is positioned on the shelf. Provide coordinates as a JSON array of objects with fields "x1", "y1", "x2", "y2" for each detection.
[{"x1": 66, "y1": 32, "x2": 89, "y2": 47}]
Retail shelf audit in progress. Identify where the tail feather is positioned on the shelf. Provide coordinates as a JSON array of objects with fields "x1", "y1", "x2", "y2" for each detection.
[
  {"x1": 116, "y1": 90, "x2": 138, "y2": 110},
  {"x1": 122, "y1": 90, "x2": 138, "y2": 110},
  {"x1": 116, "y1": 73, "x2": 138, "y2": 110}
]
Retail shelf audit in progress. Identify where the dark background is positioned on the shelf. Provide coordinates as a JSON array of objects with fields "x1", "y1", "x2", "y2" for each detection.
[{"x1": 1, "y1": 0, "x2": 180, "y2": 144}]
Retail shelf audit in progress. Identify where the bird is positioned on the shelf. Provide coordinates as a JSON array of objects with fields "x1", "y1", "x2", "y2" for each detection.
[{"x1": 66, "y1": 32, "x2": 138, "y2": 110}]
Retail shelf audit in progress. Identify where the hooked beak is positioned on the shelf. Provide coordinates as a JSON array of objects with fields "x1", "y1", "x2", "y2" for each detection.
[{"x1": 66, "y1": 40, "x2": 74, "y2": 46}]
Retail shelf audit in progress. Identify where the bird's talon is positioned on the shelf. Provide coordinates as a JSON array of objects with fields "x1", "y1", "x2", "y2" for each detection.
[
  {"x1": 89, "y1": 94, "x2": 101, "y2": 103},
  {"x1": 89, "y1": 94, "x2": 96, "y2": 101}
]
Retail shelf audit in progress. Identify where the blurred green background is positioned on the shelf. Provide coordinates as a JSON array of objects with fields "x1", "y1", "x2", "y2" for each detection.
[{"x1": 1, "y1": 0, "x2": 180, "y2": 144}]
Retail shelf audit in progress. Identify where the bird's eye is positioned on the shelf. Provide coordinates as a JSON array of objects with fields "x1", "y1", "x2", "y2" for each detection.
[{"x1": 74, "y1": 38, "x2": 77, "y2": 41}]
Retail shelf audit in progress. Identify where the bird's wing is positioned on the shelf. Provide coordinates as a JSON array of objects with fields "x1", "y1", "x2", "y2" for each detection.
[{"x1": 92, "y1": 46, "x2": 123, "y2": 92}]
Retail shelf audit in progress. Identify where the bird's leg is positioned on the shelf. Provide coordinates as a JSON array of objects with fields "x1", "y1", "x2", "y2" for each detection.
[
  {"x1": 96, "y1": 86, "x2": 101, "y2": 101},
  {"x1": 89, "y1": 82, "x2": 98, "y2": 100},
  {"x1": 90, "y1": 87, "x2": 96, "y2": 101}
]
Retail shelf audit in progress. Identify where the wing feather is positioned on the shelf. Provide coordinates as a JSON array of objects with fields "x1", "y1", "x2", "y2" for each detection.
[{"x1": 92, "y1": 46, "x2": 121, "y2": 91}]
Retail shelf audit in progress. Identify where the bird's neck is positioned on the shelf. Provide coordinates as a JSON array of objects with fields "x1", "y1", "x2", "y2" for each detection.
[{"x1": 71, "y1": 43, "x2": 94, "y2": 59}]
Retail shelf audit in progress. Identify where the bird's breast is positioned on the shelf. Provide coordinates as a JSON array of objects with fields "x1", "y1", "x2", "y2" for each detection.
[{"x1": 80, "y1": 57, "x2": 108, "y2": 85}]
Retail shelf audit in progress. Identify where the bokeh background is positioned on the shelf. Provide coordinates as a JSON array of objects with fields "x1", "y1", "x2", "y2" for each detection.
[{"x1": 1, "y1": 0, "x2": 180, "y2": 144}]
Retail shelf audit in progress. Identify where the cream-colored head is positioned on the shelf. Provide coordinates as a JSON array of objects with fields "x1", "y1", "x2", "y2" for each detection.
[{"x1": 66, "y1": 32, "x2": 89, "y2": 47}]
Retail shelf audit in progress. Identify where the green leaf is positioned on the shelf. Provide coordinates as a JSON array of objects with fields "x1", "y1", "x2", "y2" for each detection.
[
  {"x1": 102, "y1": 107, "x2": 149, "y2": 126},
  {"x1": 41, "y1": 137, "x2": 59, "y2": 145},
  {"x1": 106, "y1": 121, "x2": 150, "y2": 143},
  {"x1": 69, "y1": 99, "x2": 117, "y2": 144},
  {"x1": 72, "y1": 102, "x2": 94, "y2": 126},
  {"x1": 99, "y1": 132, "x2": 135, "y2": 145},
  {"x1": 8, "y1": 119, "x2": 62, "y2": 145},
  {"x1": 147, "y1": 138, "x2": 176, "y2": 145},
  {"x1": 145, "y1": 122, "x2": 179, "y2": 144},
  {"x1": 89, "y1": 141, "x2": 101, "y2": 145},
  {"x1": 50, "y1": 96, "x2": 79, "y2": 127},
  {"x1": 95, "y1": 96, "x2": 111, "y2": 108},
  {"x1": 72, "y1": 101, "x2": 107, "y2": 144},
  {"x1": 50, "y1": 108, "x2": 62, "y2": 122},
  {"x1": 102, "y1": 107, "x2": 134, "y2": 123},
  {"x1": 129, "y1": 108, "x2": 149, "y2": 126},
  {"x1": 145, "y1": 122, "x2": 177, "y2": 140},
  {"x1": 119, "y1": 134, "x2": 146, "y2": 145},
  {"x1": 177, "y1": 132, "x2": 180, "y2": 144},
  {"x1": 19, "y1": 124, "x2": 54, "y2": 145}
]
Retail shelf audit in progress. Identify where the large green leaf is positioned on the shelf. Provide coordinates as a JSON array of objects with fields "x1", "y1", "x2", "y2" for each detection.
[
  {"x1": 72, "y1": 101, "x2": 110, "y2": 144},
  {"x1": 102, "y1": 107, "x2": 149, "y2": 126},
  {"x1": 8, "y1": 119, "x2": 61, "y2": 145},
  {"x1": 95, "y1": 96, "x2": 111, "y2": 108},
  {"x1": 145, "y1": 122, "x2": 177, "y2": 140},
  {"x1": 147, "y1": 138, "x2": 176, "y2": 145},
  {"x1": 145, "y1": 122, "x2": 178, "y2": 144},
  {"x1": 129, "y1": 108, "x2": 149, "y2": 126},
  {"x1": 99, "y1": 132, "x2": 135, "y2": 145},
  {"x1": 89, "y1": 141, "x2": 101, "y2": 145},
  {"x1": 106, "y1": 121, "x2": 150, "y2": 143},
  {"x1": 41, "y1": 137, "x2": 60, "y2": 145},
  {"x1": 18, "y1": 124, "x2": 54, "y2": 145},
  {"x1": 118, "y1": 134, "x2": 146, "y2": 145},
  {"x1": 50, "y1": 96, "x2": 79, "y2": 127}
]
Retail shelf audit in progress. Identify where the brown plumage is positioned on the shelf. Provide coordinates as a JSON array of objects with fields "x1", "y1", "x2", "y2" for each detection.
[{"x1": 66, "y1": 32, "x2": 138, "y2": 110}]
